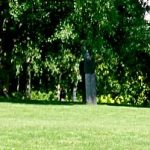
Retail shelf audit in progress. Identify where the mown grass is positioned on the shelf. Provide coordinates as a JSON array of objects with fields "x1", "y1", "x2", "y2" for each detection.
[{"x1": 0, "y1": 101, "x2": 150, "y2": 150}]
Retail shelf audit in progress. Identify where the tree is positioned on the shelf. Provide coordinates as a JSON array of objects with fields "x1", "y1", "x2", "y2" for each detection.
[
  {"x1": 0, "y1": 0, "x2": 150, "y2": 106},
  {"x1": 72, "y1": 0, "x2": 150, "y2": 105}
]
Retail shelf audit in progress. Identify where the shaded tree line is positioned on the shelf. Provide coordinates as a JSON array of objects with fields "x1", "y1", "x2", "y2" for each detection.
[{"x1": 0, "y1": 0, "x2": 150, "y2": 106}]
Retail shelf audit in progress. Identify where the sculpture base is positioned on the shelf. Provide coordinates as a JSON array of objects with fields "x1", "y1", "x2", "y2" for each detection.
[{"x1": 85, "y1": 73, "x2": 96, "y2": 104}]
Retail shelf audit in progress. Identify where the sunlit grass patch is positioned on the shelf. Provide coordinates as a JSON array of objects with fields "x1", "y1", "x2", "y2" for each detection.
[{"x1": 0, "y1": 102, "x2": 150, "y2": 149}]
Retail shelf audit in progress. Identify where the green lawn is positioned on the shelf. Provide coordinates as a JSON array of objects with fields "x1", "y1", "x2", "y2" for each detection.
[{"x1": 0, "y1": 102, "x2": 150, "y2": 150}]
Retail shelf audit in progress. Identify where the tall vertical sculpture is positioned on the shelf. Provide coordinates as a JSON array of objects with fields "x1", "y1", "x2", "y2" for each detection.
[{"x1": 83, "y1": 50, "x2": 96, "y2": 104}]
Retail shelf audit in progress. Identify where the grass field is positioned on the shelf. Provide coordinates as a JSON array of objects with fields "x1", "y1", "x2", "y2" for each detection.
[{"x1": 0, "y1": 102, "x2": 150, "y2": 150}]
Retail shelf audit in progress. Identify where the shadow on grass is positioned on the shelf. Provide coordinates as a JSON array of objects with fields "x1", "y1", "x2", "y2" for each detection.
[
  {"x1": 0, "y1": 97, "x2": 84, "y2": 105},
  {"x1": 98, "y1": 102, "x2": 150, "y2": 108},
  {"x1": 0, "y1": 97, "x2": 149, "y2": 108}
]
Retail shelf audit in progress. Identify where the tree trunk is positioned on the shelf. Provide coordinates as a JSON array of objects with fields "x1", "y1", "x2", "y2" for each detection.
[
  {"x1": 17, "y1": 75, "x2": 20, "y2": 92},
  {"x1": 26, "y1": 64, "x2": 31, "y2": 98},
  {"x1": 73, "y1": 82, "x2": 78, "y2": 102},
  {"x1": 57, "y1": 84, "x2": 61, "y2": 101},
  {"x1": 57, "y1": 74, "x2": 62, "y2": 101}
]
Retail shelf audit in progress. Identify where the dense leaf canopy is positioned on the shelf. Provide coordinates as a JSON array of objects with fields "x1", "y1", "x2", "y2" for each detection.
[{"x1": 0, "y1": 0, "x2": 150, "y2": 106}]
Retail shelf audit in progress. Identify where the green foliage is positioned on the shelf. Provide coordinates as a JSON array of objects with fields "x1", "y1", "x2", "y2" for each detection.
[
  {"x1": 30, "y1": 91, "x2": 55, "y2": 101},
  {"x1": 0, "y1": 0, "x2": 150, "y2": 106}
]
